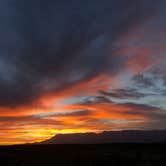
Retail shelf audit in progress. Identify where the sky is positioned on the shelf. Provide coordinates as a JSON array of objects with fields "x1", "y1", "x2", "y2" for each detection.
[{"x1": 0, "y1": 0, "x2": 166, "y2": 145}]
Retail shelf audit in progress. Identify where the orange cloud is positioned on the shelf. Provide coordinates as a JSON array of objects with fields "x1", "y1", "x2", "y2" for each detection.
[
  {"x1": 0, "y1": 61, "x2": 164, "y2": 145},
  {"x1": 1, "y1": 32, "x2": 165, "y2": 145}
]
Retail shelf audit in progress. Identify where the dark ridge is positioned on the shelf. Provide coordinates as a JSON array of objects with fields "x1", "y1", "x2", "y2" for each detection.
[{"x1": 41, "y1": 130, "x2": 166, "y2": 144}]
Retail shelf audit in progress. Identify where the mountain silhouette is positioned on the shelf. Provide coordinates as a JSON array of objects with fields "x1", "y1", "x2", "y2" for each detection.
[{"x1": 41, "y1": 130, "x2": 166, "y2": 144}]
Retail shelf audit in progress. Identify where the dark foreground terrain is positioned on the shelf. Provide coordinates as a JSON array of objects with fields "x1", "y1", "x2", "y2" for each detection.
[
  {"x1": 42, "y1": 130, "x2": 166, "y2": 144},
  {"x1": 0, "y1": 144, "x2": 165, "y2": 166}
]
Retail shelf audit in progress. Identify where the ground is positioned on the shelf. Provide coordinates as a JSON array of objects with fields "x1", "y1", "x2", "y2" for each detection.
[{"x1": 0, "y1": 143, "x2": 165, "y2": 166}]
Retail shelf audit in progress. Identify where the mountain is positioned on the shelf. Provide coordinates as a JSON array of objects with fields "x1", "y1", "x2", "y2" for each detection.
[{"x1": 41, "y1": 130, "x2": 166, "y2": 144}]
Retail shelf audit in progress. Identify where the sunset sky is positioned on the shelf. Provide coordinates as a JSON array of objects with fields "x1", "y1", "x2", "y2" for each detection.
[{"x1": 0, "y1": 0, "x2": 166, "y2": 145}]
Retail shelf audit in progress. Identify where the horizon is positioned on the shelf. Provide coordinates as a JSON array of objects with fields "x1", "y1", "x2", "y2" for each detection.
[
  {"x1": 0, "y1": 0, "x2": 166, "y2": 145},
  {"x1": 2, "y1": 130, "x2": 166, "y2": 146}
]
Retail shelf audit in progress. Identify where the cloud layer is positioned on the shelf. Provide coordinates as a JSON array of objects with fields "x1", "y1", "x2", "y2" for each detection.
[
  {"x1": 0, "y1": 0, "x2": 166, "y2": 144},
  {"x1": 0, "y1": 0, "x2": 164, "y2": 107}
]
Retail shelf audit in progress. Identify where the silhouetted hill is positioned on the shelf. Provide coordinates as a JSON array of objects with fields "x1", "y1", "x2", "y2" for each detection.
[{"x1": 41, "y1": 130, "x2": 166, "y2": 144}]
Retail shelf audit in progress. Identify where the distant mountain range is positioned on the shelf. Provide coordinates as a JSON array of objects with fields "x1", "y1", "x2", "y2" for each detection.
[{"x1": 41, "y1": 130, "x2": 166, "y2": 144}]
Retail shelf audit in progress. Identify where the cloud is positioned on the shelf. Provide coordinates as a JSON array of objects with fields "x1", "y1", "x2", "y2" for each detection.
[
  {"x1": 1, "y1": 0, "x2": 166, "y2": 144},
  {"x1": 34, "y1": 110, "x2": 91, "y2": 118},
  {"x1": 99, "y1": 89, "x2": 144, "y2": 99},
  {"x1": 97, "y1": 73, "x2": 166, "y2": 110},
  {"x1": 0, "y1": 0, "x2": 164, "y2": 107}
]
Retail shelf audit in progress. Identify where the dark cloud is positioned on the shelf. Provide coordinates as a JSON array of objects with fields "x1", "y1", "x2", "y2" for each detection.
[
  {"x1": 0, "y1": 110, "x2": 90, "y2": 122},
  {"x1": 97, "y1": 72, "x2": 166, "y2": 111},
  {"x1": 0, "y1": 115, "x2": 35, "y2": 122},
  {"x1": 0, "y1": 115, "x2": 63, "y2": 126},
  {"x1": 77, "y1": 95, "x2": 166, "y2": 122},
  {"x1": 35, "y1": 110, "x2": 91, "y2": 118},
  {"x1": 63, "y1": 110, "x2": 91, "y2": 117},
  {"x1": 118, "y1": 103, "x2": 166, "y2": 120},
  {"x1": 81, "y1": 96, "x2": 111, "y2": 104},
  {"x1": 130, "y1": 73, "x2": 166, "y2": 96},
  {"x1": 149, "y1": 65, "x2": 166, "y2": 87},
  {"x1": 0, "y1": 0, "x2": 164, "y2": 107},
  {"x1": 99, "y1": 89, "x2": 144, "y2": 99},
  {"x1": 132, "y1": 74, "x2": 158, "y2": 89}
]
